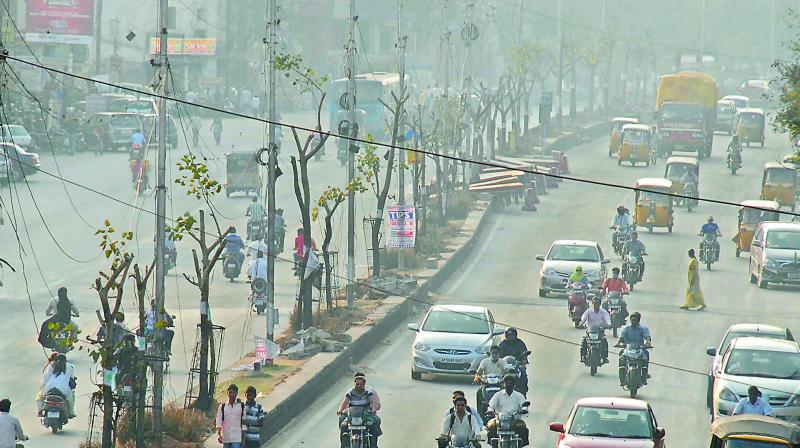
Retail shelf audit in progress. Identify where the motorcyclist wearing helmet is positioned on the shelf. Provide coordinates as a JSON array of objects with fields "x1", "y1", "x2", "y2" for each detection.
[
  {"x1": 621, "y1": 232, "x2": 647, "y2": 281},
  {"x1": 498, "y1": 328, "x2": 529, "y2": 393},
  {"x1": 727, "y1": 135, "x2": 742, "y2": 167},
  {"x1": 580, "y1": 297, "x2": 611, "y2": 364},
  {"x1": 700, "y1": 216, "x2": 721, "y2": 259},
  {"x1": 616, "y1": 312, "x2": 652, "y2": 385}
]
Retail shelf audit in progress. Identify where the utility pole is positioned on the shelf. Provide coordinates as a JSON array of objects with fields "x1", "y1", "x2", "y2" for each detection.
[
  {"x1": 441, "y1": 0, "x2": 450, "y2": 95},
  {"x1": 769, "y1": 0, "x2": 776, "y2": 63},
  {"x1": 556, "y1": 0, "x2": 563, "y2": 131},
  {"x1": 265, "y1": 0, "x2": 278, "y2": 340},
  {"x1": 346, "y1": 0, "x2": 357, "y2": 308},
  {"x1": 94, "y1": 0, "x2": 103, "y2": 74},
  {"x1": 397, "y1": 0, "x2": 407, "y2": 269},
  {"x1": 517, "y1": 0, "x2": 523, "y2": 45},
  {"x1": 152, "y1": 0, "x2": 169, "y2": 433},
  {"x1": 699, "y1": 0, "x2": 706, "y2": 67}
]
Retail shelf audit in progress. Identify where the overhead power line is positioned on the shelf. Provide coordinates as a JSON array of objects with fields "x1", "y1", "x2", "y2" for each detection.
[{"x1": 5, "y1": 54, "x2": 797, "y2": 219}]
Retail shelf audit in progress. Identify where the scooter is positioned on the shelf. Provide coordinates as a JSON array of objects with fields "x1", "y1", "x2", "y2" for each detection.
[
  {"x1": 698, "y1": 233, "x2": 720, "y2": 270},
  {"x1": 249, "y1": 277, "x2": 268, "y2": 315},
  {"x1": 566, "y1": 281, "x2": 591, "y2": 328},
  {"x1": 41, "y1": 388, "x2": 69, "y2": 433},
  {"x1": 471, "y1": 372, "x2": 502, "y2": 422}
]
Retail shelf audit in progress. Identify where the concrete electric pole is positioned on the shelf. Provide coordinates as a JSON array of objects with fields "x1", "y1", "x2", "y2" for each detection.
[
  {"x1": 346, "y1": 0, "x2": 358, "y2": 308},
  {"x1": 152, "y1": 0, "x2": 169, "y2": 433},
  {"x1": 265, "y1": 0, "x2": 278, "y2": 340}
]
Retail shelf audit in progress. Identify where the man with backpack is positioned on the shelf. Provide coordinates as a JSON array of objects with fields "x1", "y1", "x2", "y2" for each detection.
[
  {"x1": 438, "y1": 395, "x2": 481, "y2": 448},
  {"x1": 215, "y1": 384, "x2": 245, "y2": 448}
]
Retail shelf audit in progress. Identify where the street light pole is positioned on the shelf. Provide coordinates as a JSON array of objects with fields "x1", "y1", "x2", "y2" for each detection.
[{"x1": 152, "y1": 0, "x2": 169, "y2": 433}]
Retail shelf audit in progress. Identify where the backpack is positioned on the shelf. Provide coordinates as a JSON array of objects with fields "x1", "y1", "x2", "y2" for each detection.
[
  {"x1": 448, "y1": 410, "x2": 473, "y2": 433},
  {"x1": 220, "y1": 400, "x2": 245, "y2": 422}
]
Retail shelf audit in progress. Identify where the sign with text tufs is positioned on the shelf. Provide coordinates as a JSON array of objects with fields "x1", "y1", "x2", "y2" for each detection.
[{"x1": 386, "y1": 205, "x2": 416, "y2": 248}]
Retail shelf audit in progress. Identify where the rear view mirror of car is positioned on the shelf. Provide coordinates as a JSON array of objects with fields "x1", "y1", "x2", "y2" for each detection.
[
  {"x1": 706, "y1": 347, "x2": 717, "y2": 356},
  {"x1": 535, "y1": 255, "x2": 545, "y2": 261},
  {"x1": 549, "y1": 422, "x2": 565, "y2": 433},
  {"x1": 407, "y1": 323, "x2": 420, "y2": 332}
]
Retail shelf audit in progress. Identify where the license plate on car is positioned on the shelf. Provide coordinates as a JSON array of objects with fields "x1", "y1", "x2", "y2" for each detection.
[
  {"x1": 47, "y1": 411, "x2": 60, "y2": 419},
  {"x1": 788, "y1": 273, "x2": 800, "y2": 279},
  {"x1": 440, "y1": 358, "x2": 461, "y2": 363}
]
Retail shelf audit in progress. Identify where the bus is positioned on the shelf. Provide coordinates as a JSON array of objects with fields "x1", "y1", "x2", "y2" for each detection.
[{"x1": 326, "y1": 72, "x2": 410, "y2": 140}]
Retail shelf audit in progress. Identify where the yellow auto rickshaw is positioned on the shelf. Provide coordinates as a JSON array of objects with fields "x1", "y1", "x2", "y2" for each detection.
[
  {"x1": 710, "y1": 415, "x2": 800, "y2": 448},
  {"x1": 608, "y1": 117, "x2": 638, "y2": 157},
  {"x1": 618, "y1": 124, "x2": 652, "y2": 166},
  {"x1": 734, "y1": 107, "x2": 766, "y2": 147},
  {"x1": 225, "y1": 151, "x2": 262, "y2": 197},
  {"x1": 664, "y1": 155, "x2": 699, "y2": 209},
  {"x1": 734, "y1": 200, "x2": 780, "y2": 257},
  {"x1": 634, "y1": 178, "x2": 674, "y2": 233},
  {"x1": 761, "y1": 162, "x2": 797, "y2": 210}
]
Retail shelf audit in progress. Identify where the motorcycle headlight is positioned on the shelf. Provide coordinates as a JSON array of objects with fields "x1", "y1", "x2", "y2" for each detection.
[
  {"x1": 719, "y1": 387, "x2": 739, "y2": 403},
  {"x1": 542, "y1": 267, "x2": 558, "y2": 276},
  {"x1": 414, "y1": 342, "x2": 431, "y2": 352}
]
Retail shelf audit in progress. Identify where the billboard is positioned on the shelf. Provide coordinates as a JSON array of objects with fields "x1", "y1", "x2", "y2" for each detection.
[
  {"x1": 26, "y1": 0, "x2": 94, "y2": 45},
  {"x1": 149, "y1": 38, "x2": 217, "y2": 55},
  {"x1": 386, "y1": 205, "x2": 416, "y2": 248}
]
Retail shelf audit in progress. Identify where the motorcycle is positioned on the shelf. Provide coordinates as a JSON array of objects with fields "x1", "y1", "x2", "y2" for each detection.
[
  {"x1": 487, "y1": 401, "x2": 530, "y2": 448},
  {"x1": 603, "y1": 291, "x2": 627, "y2": 337},
  {"x1": 684, "y1": 182, "x2": 699, "y2": 212},
  {"x1": 249, "y1": 277, "x2": 268, "y2": 315},
  {"x1": 622, "y1": 254, "x2": 644, "y2": 290},
  {"x1": 341, "y1": 405, "x2": 375, "y2": 448},
  {"x1": 727, "y1": 148, "x2": 742, "y2": 175},
  {"x1": 583, "y1": 330, "x2": 606, "y2": 376},
  {"x1": 436, "y1": 433, "x2": 476, "y2": 448},
  {"x1": 471, "y1": 372, "x2": 502, "y2": 422},
  {"x1": 566, "y1": 281, "x2": 592, "y2": 328},
  {"x1": 698, "y1": 233, "x2": 720, "y2": 270},
  {"x1": 41, "y1": 388, "x2": 69, "y2": 433},
  {"x1": 611, "y1": 228, "x2": 631, "y2": 256},
  {"x1": 223, "y1": 253, "x2": 242, "y2": 282},
  {"x1": 503, "y1": 350, "x2": 531, "y2": 396},
  {"x1": 247, "y1": 219, "x2": 263, "y2": 242},
  {"x1": 618, "y1": 343, "x2": 651, "y2": 398}
]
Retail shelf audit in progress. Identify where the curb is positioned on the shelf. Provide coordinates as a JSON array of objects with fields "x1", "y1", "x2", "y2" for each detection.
[{"x1": 258, "y1": 203, "x2": 498, "y2": 444}]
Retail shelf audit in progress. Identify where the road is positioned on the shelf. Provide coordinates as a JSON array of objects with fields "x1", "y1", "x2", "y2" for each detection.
[
  {"x1": 268, "y1": 126, "x2": 799, "y2": 448},
  {"x1": 0, "y1": 111, "x2": 392, "y2": 446}
]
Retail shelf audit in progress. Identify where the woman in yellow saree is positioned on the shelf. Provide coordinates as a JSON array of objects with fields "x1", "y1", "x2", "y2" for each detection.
[{"x1": 681, "y1": 249, "x2": 706, "y2": 310}]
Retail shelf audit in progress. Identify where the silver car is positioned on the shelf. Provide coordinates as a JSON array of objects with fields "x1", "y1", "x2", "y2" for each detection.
[
  {"x1": 536, "y1": 240, "x2": 610, "y2": 297},
  {"x1": 408, "y1": 304, "x2": 503, "y2": 380},
  {"x1": 712, "y1": 337, "x2": 800, "y2": 422},
  {"x1": 705, "y1": 323, "x2": 794, "y2": 408}
]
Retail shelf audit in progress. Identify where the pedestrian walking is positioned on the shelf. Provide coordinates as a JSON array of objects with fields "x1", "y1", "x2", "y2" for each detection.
[
  {"x1": 211, "y1": 118, "x2": 223, "y2": 146},
  {"x1": 215, "y1": 384, "x2": 245, "y2": 448},
  {"x1": 681, "y1": 249, "x2": 706, "y2": 310},
  {"x1": 242, "y1": 386, "x2": 265, "y2": 448}
]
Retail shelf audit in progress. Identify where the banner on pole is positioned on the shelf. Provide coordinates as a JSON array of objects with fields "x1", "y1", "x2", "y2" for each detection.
[{"x1": 386, "y1": 205, "x2": 416, "y2": 248}]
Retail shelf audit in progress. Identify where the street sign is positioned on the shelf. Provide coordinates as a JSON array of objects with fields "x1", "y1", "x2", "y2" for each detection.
[{"x1": 387, "y1": 205, "x2": 416, "y2": 248}]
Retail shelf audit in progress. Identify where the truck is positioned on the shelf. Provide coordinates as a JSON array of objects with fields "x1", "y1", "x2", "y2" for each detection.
[{"x1": 655, "y1": 71, "x2": 718, "y2": 158}]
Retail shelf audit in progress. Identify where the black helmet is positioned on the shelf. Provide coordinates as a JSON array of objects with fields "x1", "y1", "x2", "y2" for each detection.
[
  {"x1": 617, "y1": 205, "x2": 626, "y2": 213},
  {"x1": 630, "y1": 312, "x2": 641, "y2": 321},
  {"x1": 504, "y1": 327, "x2": 517, "y2": 336}
]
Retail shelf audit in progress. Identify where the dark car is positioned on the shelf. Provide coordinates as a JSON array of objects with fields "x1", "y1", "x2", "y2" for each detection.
[
  {"x1": 0, "y1": 142, "x2": 41, "y2": 180},
  {"x1": 140, "y1": 114, "x2": 179, "y2": 148},
  {"x1": 82, "y1": 113, "x2": 144, "y2": 152}
]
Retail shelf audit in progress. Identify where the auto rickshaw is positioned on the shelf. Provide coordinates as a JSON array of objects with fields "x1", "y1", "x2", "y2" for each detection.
[
  {"x1": 734, "y1": 107, "x2": 766, "y2": 147},
  {"x1": 634, "y1": 178, "x2": 674, "y2": 233},
  {"x1": 608, "y1": 117, "x2": 638, "y2": 157},
  {"x1": 225, "y1": 151, "x2": 262, "y2": 197},
  {"x1": 734, "y1": 200, "x2": 780, "y2": 257},
  {"x1": 761, "y1": 162, "x2": 797, "y2": 210},
  {"x1": 710, "y1": 415, "x2": 800, "y2": 448},
  {"x1": 618, "y1": 124, "x2": 652, "y2": 166},
  {"x1": 664, "y1": 155, "x2": 699, "y2": 207}
]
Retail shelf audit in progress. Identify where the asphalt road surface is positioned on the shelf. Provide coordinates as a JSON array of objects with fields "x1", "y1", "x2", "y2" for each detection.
[
  {"x1": 0, "y1": 111, "x2": 391, "y2": 447},
  {"x1": 268, "y1": 126, "x2": 799, "y2": 448}
]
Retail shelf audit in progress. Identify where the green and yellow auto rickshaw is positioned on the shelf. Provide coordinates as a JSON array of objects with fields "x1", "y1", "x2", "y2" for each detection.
[
  {"x1": 734, "y1": 107, "x2": 766, "y2": 147},
  {"x1": 734, "y1": 200, "x2": 780, "y2": 257},
  {"x1": 618, "y1": 124, "x2": 653, "y2": 166},
  {"x1": 761, "y1": 162, "x2": 797, "y2": 210},
  {"x1": 710, "y1": 415, "x2": 800, "y2": 448},
  {"x1": 609, "y1": 117, "x2": 638, "y2": 157},
  {"x1": 634, "y1": 177, "x2": 674, "y2": 233}
]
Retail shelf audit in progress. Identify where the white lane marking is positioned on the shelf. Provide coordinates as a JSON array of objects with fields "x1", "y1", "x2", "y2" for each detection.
[{"x1": 445, "y1": 218, "x2": 501, "y2": 295}]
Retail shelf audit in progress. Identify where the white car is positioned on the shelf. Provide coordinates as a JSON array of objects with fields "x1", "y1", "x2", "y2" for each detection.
[
  {"x1": 536, "y1": 240, "x2": 609, "y2": 297},
  {"x1": 407, "y1": 304, "x2": 503, "y2": 380},
  {"x1": 749, "y1": 222, "x2": 800, "y2": 288},
  {"x1": 721, "y1": 94, "x2": 750, "y2": 110},
  {"x1": 712, "y1": 337, "x2": 800, "y2": 422},
  {"x1": 705, "y1": 323, "x2": 794, "y2": 407},
  {"x1": 0, "y1": 125, "x2": 33, "y2": 147}
]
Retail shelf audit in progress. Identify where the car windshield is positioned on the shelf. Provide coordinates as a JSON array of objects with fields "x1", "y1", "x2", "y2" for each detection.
[
  {"x1": 661, "y1": 103, "x2": 704, "y2": 122},
  {"x1": 765, "y1": 230, "x2": 800, "y2": 250},
  {"x1": 569, "y1": 406, "x2": 653, "y2": 439},
  {"x1": 724, "y1": 348, "x2": 800, "y2": 379},
  {"x1": 547, "y1": 245, "x2": 599, "y2": 262},
  {"x1": 421, "y1": 310, "x2": 489, "y2": 334},
  {"x1": 726, "y1": 439, "x2": 789, "y2": 448},
  {"x1": 721, "y1": 331, "x2": 788, "y2": 356}
]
